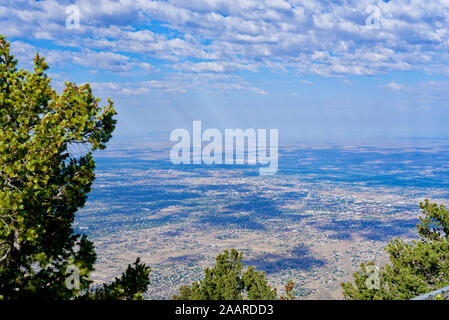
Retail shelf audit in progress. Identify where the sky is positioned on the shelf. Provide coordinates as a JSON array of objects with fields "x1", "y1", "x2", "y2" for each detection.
[{"x1": 2, "y1": 0, "x2": 449, "y2": 143}]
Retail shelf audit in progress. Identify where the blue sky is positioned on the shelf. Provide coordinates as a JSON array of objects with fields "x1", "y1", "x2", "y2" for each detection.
[{"x1": 2, "y1": 0, "x2": 449, "y2": 142}]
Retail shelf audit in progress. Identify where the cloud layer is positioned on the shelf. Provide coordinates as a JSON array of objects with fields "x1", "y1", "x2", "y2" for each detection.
[{"x1": 2, "y1": 0, "x2": 449, "y2": 95}]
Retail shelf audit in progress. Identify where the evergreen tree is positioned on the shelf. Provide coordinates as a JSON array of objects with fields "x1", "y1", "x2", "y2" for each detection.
[
  {"x1": 173, "y1": 249, "x2": 277, "y2": 300},
  {"x1": 0, "y1": 34, "x2": 150, "y2": 299},
  {"x1": 341, "y1": 200, "x2": 449, "y2": 300},
  {"x1": 280, "y1": 280, "x2": 295, "y2": 300},
  {"x1": 82, "y1": 258, "x2": 150, "y2": 300}
]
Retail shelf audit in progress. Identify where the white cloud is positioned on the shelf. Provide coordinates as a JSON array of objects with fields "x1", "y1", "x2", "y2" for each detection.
[
  {"x1": 10, "y1": 41, "x2": 152, "y2": 74},
  {"x1": 379, "y1": 82, "x2": 406, "y2": 91},
  {"x1": 4, "y1": 0, "x2": 449, "y2": 94},
  {"x1": 88, "y1": 77, "x2": 266, "y2": 96},
  {"x1": 300, "y1": 79, "x2": 314, "y2": 85}
]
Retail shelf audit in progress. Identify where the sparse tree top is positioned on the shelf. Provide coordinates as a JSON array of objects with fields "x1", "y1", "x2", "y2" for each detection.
[{"x1": 0, "y1": 34, "x2": 149, "y2": 300}]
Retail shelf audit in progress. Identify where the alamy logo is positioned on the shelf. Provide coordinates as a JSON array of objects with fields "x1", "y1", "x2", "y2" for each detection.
[
  {"x1": 65, "y1": 265, "x2": 80, "y2": 290},
  {"x1": 65, "y1": 5, "x2": 80, "y2": 30},
  {"x1": 365, "y1": 5, "x2": 381, "y2": 29},
  {"x1": 170, "y1": 121, "x2": 278, "y2": 175},
  {"x1": 365, "y1": 265, "x2": 380, "y2": 290}
]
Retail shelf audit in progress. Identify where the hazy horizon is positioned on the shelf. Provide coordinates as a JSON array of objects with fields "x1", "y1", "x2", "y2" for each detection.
[{"x1": 4, "y1": 0, "x2": 449, "y2": 142}]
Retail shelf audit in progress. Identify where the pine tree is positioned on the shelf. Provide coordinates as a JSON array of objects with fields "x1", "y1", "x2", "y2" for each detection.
[
  {"x1": 280, "y1": 280, "x2": 295, "y2": 300},
  {"x1": 173, "y1": 249, "x2": 277, "y2": 300},
  {"x1": 0, "y1": 34, "x2": 150, "y2": 299},
  {"x1": 341, "y1": 200, "x2": 449, "y2": 300}
]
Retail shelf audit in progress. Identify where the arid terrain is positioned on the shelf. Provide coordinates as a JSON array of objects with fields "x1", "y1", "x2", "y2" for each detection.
[{"x1": 75, "y1": 140, "x2": 449, "y2": 299}]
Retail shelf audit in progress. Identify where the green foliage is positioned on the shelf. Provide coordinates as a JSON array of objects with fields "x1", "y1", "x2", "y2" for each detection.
[
  {"x1": 341, "y1": 199, "x2": 449, "y2": 300},
  {"x1": 340, "y1": 261, "x2": 386, "y2": 300},
  {"x1": 82, "y1": 258, "x2": 151, "y2": 300},
  {"x1": 173, "y1": 249, "x2": 277, "y2": 300},
  {"x1": 0, "y1": 34, "x2": 150, "y2": 299},
  {"x1": 280, "y1": 280, "x2": 295, "y2": 300}
]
